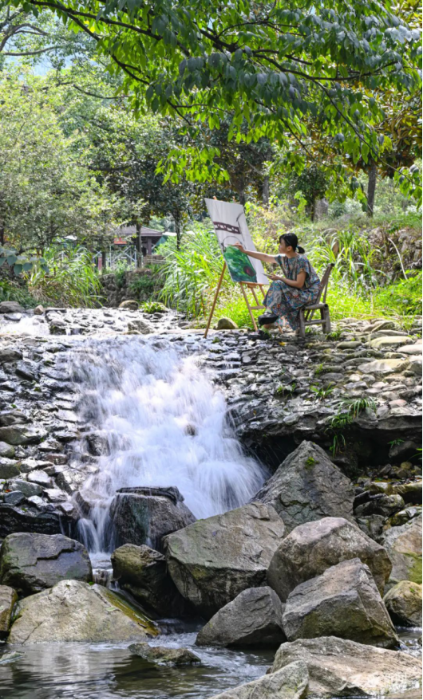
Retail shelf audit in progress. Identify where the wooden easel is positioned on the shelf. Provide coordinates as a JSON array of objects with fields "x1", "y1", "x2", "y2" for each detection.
[{"x1": 204, "y1": 262, "x2": 268, "y2": 338}]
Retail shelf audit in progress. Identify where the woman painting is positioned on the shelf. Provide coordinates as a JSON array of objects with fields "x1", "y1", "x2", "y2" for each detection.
[{"x1": 234, "y1": 233, "x2": 320, "y2": 333}]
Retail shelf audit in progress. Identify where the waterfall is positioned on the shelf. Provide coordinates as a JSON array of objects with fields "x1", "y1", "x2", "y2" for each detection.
[{"x1": 68, "y1": 336, "x2": 265, "y2": 555}]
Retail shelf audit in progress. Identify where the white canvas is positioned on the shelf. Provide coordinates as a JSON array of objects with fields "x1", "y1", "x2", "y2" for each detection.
[{"x1": 205, "y1": 198, "x2": 268, "y2": 285}]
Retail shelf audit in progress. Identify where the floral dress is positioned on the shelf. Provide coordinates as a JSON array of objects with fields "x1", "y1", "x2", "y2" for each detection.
[{"x1": 263, "y1": 254, "x2": 321, "y2": 331}]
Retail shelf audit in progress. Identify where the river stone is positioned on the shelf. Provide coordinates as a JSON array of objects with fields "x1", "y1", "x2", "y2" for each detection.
[
  {"x1": 384, "y1": 580, "x2": 422, "y2": 627},
  {"x1": 0, "y1": 458, "x2": 20, "y2": 479},
  {"x1": 0, "y1": 585, "x2": 17, "y2": 638},
  {"x1": 357, "y1": 359, "x2": 408, "y2": 374},
  {"x1": 392, "y1": 481, "x2": 422, "y2": 505},
  {"x1": 196, "y1": 586, "x2": 285, "y2": 648},
  {"x1": 408, "y1": 357, "x2": 422, "y2": 376},
  {"x1": 0, "y1": 442, "x2": 15, "y2": 458},
  {"x1": 119, "y1": 300, "x2": 138, "y2": 310},
  {"x1": 111, "y1": 543, "x2": 189, "y2": 616},
  {"x1": 8, "y1": 580, "x2": 158, "y2": 643},
  {"x1": 271, "y1": 636, "x2": 422, "y2": 699},
  {"x1": 8, "y1": 479, "x2": 42, "y2": 497},
  {"x1": 127, "y1": 317, "x2": 154, "y2": 334},
  {"x1": 252, "y1": 441, "x2": 354, "y2": 533},
  {"x1": 369, "y1": 336, "x2": 411, "y2": 349},
  {"x1": 398, "y1": 344, "x2": 423, "y2": 355},
  {"x1": 0, "y1": 301, "x2": 24, "y2": 314},
  {"x1": 267, "y1": 517, "x2": 391, "y2": 602},
  {"x1": 0, "y1": 346, "x2": 23, "y2": 363},
  {"x1": 282, "y1": 558, "x2": 398, "y2": 648},
  {"x1": 110, "y1": 486, "x2": 196, "y2": 551},
  {"x1": 0, "y1": 502, "x2": 73, "y2": 538},
  {"x1": 0, "y1": 533, "x2": 92, "y2": 596},
  {"x1": 128, "y1": 642, "x2": 200, "y2": 666},
  {"x1": 216, "y1": 317, "x2": 238, "y2": 330},
  {"x1": 164, "y1": 502, "x2": 285, "y2": 618},
  {"x1": 212, "y1": 660, "x2": 309, "y2": 699},
  {"x1": 382, "y1": 515, "x2": 422, "y2": 584},
  {"x1": 0, "y1": 424, "x2": 48, "y2": 446}
]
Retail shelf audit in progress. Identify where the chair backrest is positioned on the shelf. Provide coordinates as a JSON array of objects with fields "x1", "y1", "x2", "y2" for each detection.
[{"x1": 316, "y1": 263, "x2": 335, "y2": 304}]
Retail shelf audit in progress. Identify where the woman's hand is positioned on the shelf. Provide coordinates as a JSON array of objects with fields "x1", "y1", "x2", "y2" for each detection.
[
  {"x1": 267, "y1": 273, "x2": 284, "y2": 282},
  {"x1": 232, "y1": 242, "x2": 246, "y2": 253}
]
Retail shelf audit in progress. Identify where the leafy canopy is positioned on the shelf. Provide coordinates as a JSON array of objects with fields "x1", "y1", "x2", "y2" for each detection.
[{"x1": 6, "y1": 0, "x2": 420, "y2": 170}]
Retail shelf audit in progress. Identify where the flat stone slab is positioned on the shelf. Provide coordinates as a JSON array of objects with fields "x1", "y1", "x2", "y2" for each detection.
[
  {"x1": 358, "y1": 359, "x2": 409, "y2": 375},
  {"x1": 398, "y1": 344, "x2": 422, "y2": 355},
  {"x1": 369, "y1": 336, "x2": 411, "y2": 349}
]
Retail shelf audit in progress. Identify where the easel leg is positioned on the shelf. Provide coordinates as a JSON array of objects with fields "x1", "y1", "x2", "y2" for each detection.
[
  {"x1": 240, "y1": 283, "x2": 258, "y2": 331},
  {"x1": 204, "y1": 263, "x2": 226, "y2": 338}
]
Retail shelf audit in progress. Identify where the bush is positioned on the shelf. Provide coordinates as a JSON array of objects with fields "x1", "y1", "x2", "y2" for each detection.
[
  {"x1": 373, "y1": 272, "x2": 422, "y2": 316},
  {"x1": 0, "y1": 280, "x2": 37, "y2": 308},
  {"x1": 27, "y1": 246, "x2": 102, "y2": 307}
]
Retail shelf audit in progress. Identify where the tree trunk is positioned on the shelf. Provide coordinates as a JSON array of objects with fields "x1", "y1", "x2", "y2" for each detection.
[
  {"x1": 262, "y1": 176, "x2": 270, "y2": 206},
  {"x1": 310, "y1": 198, "x2": 316, "y2": 222},
  {"x1": 135, "y1": 222, "x2": 143, "y2": 268},
  {"x1": 175, "y1": 216, "x2": 182, "y2": 250},
  {"x1": 367, "y1": 160, "x2": 377, "y2": 217}
]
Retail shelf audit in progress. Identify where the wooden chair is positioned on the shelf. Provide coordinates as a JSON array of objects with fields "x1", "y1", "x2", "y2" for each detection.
[{"x1": 298, "y1": 262, "x2": 335, "y2": 338}]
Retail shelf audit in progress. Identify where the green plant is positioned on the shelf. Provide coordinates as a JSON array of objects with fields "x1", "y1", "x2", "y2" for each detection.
[
  {"x1": 327, "y1": 330, "x2": 342, "y2": 340},
  {"x1": 314, "y1": 364, "x2": 324, "y2": 376},
  {"x1": 310, "y1": 384, "x2": 334, "y2": 399},
  {"x1": 388, "y1": 438, "x2": 405, "y2": 447},
  {"x1": 330, "y1": 433, "x2": 346, "y2": 455},
  {"x1": 0, "y1": 280, "x2": 37, "y2": 308},
  {"x1": 27, "y1": 246, "x2": 102, "y2": 308},
  {"x1": 330, "y1": 396, "x2": 376, "y2": 429},
  {"x1": 141, "y1": 301, "x2": 167, "y2": 314},
  {"x1": 305, "y1": 456, "x2": 316, "y2": 467},
  {"x1": 373, "y1": 272, "x2": 422, "y2": 316},
  {"x1": 128, "y1": 275, "x2": 156, "y2": 297},
  {"x1": 275, "y1": 382, "x2": 297, "y2": 397}
]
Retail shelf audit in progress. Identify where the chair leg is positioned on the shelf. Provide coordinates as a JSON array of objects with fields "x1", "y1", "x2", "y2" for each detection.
[
  {"x1": 322, "y1": 305, "x2": 331, "y2": 334},
  {"x1": 298, "y1": 310, "x2": 306, "y2": 339}
]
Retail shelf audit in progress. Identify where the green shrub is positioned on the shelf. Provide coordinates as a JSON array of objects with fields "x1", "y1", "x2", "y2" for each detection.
[
  {"x1": 0, "y1": 280, "x2": 37, "y2": 308},
  {"x1": 28, "y1": 247, "x2": 102, "y2": 307},
  {"x1": 373, "y1": 272, "x2": 422, "y2": 316}
]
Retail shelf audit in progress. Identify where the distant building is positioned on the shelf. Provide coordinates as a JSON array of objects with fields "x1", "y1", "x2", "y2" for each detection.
[{"x1": 113, "y1": 225, "x2": 165, "y2": 256}]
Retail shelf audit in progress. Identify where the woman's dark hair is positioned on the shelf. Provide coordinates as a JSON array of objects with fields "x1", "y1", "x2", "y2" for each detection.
[{"x1": 279, "y1": 233, "x2": 305, "y2": 254}]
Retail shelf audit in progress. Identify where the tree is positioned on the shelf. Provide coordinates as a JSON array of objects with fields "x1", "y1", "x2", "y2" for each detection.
[
  {"x1": 0, "y1": 71, "x2": 121, "y2": 253},
  {"x1": 3, "y1": 0, "x2": 419, "y2": 190}
]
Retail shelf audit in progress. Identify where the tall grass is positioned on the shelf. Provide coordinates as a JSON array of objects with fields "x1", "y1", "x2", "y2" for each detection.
[{"x1": 28, "y1": 246, "x2": 102, "y2": 307}]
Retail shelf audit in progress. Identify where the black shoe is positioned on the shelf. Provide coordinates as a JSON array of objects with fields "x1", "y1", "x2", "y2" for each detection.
[{"x1": 258, "y1": 313, "x2": 278, "y2": 327}]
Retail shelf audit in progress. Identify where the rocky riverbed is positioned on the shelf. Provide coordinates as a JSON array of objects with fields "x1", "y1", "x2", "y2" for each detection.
[{"x1": 0, "y1": 301, "x2": 421, "y2": 699}]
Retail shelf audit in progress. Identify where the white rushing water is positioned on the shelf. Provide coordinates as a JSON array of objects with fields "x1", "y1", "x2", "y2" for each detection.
[{"x1": 69, "y1": 336, "x2": 265, "y2": 554}]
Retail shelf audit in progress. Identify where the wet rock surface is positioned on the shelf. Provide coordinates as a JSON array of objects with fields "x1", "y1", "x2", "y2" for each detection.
[
  {"x1": 0, "y1": 533, "x2": 92, "y2": 596},
  {"x1": 128, "y1": 642, "x2": 201, "y2": 666},
  {"x1": 271, "y1": 636, "x2": 422, "y2": 698},
  {"x1": 213, "y1": 660, "x2": 309, "y2": 699},
  {"x1": 8, "y1": 579, "x2": 158, "y2": 644},
  {"x1": 111, "y1": 543, "x2": 189, "y2": 616},
  {"x1": 110, "y1": 486, "x2": 196, "y2": 551},
  {"x1": 384, "y1": 580, "x2": 422, "y2": 627},
  {"x1": 196, "y1": 586, "x2": 286, "y2": 648},
  {"x1": 252, "y1": 441, "x2": 355, "y2": 532},
  {"x1": 282, "y1": 558, "x2": 398, "y2": 648},
  {"x1": 267, "y1": 516, "x2": 392, "y2": 601},
  {"x1": 0, "y1": 585, "x2": 17, "y2": 638},
  {"x1": 164, "y1": 502, "x2": 285, "y2": 618}
]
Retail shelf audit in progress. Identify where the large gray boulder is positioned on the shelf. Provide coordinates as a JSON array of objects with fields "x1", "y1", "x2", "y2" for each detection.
[
  {"x1": 253, "y1": 441, "x2": 354, "y2": 532},
  {"x1": 213, "y1": 660, "x2": 309, "y2": 699},
  {"x1": 110, "y1": 486, "x2": 196, "y2": 551},
  {"x1": 164, "y1": 502, "x2": 285, "y2": 618},
  {"x1": 283, "y1": 559, "x2": 398, "y2": 648},
  {"x1": 0, "y1": 585, "x2": 17, "y2": 638},
  {"x1": 8, "y1": 580, "x2": 158, "y2": 643},
  {"x1": 267, "y1": 517, "x2": 392, "y2": 601},
  {"x1": 272, "y1": 637, "x2": 422, "y2": 698},
  {"x1": 382, "y1": 515, "x2": 422, "y2": 584},
  {"x1": 111, "y1": 543, "x2": 189, "y2": 616},
  {"x1": 196, "y1": 586, "x2": 285, "y2": 648},
  {"x1": 384, "y1": 580, "x2": 422, "y2": 627},
  {"x1": 0, "y1": 533, "x2": 92, "y2": 596}
]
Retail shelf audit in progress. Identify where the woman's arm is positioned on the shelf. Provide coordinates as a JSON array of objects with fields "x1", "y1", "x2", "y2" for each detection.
[
  {"x1": 268, "y1": 271, "x2": 307, "y2": 289},
  {"x1": 232, "y1": 242, "x2": 277, "y2": 265}
]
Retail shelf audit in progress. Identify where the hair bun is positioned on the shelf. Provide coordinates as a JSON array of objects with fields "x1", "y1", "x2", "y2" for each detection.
[{"x1": 297, "y1": 246, "x2": 305, "y2": 254}]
